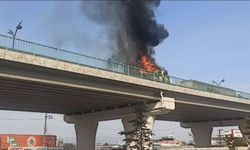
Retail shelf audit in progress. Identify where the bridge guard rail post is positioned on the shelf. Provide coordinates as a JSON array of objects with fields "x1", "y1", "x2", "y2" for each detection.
[{"x1": 64, "y1": 115, "x2": 98, "y2": 150}]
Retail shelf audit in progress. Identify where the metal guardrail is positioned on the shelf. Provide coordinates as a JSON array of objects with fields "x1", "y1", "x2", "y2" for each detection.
[{"x1": 0, "y1": 34, "x2": 249, "y2": 100}]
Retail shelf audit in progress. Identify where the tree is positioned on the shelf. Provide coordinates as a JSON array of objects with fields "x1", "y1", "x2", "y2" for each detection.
[
  {"x1": 225, "y1": 134, "x2": 245, "y2": 150},
  {"x1": 225, "y1": 135, "x2": 235, "y2": 150},
  {"x1": 119, "y1": 103, "x2": 153, "y2": 150}
]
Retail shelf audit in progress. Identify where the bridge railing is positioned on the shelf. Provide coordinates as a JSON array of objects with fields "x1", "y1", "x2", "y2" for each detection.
[{"x1": 0, "y1": 34, "x2": 250, "y2": 100}]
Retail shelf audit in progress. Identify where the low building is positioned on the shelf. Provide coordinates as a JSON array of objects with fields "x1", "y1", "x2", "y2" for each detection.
[
  {"x1": 212, "y1": 129, "x2": 243, "y2": 146},
  {"x1": 152, "y1": 135, "x2": 187, "y2": 149},
  {"x1": 0, "y1": 134, "x2": 61, "y2": 150}
]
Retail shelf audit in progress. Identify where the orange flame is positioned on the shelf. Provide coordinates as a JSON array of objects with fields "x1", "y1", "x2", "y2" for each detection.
[{"x1": 140, "y1": 55, "x2": 157, "y2": 72}]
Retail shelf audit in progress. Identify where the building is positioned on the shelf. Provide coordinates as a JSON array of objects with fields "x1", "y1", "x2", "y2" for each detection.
[
  {"x1": 152, "y1": 135, "x2": 187, "y2": 149},
  {"x1": 212, "y1": 129, "x2": 243, "y2": 146},
  {"x1": 0, "y1": 134, "x2": 61, "y2": 150}
]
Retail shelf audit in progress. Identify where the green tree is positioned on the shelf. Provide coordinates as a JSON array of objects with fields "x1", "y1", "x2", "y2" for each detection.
[
  {"x1": 225, "y1": 134, "x2": 245, "y2": 150},
  {"x1": 119, "y1": 104, "x2": 153, "y2": 150}
]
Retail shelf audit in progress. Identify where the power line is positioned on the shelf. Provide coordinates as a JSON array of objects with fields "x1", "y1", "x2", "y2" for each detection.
[
  {"x1": 0, "y1": 118, "x2": 182, "y2": 132},
  {"x1": 99, "y1": 127, "x2": 121, "y2": 131},
  {"x1": 0, "y1": 118, "x2": 43, "y2": 120},
  {"x1": 0, "y1": 118, "x2": 63, "y2": 121},
  {"x1": 153, "y1": 127, "x2": 182, "y2": 132}
]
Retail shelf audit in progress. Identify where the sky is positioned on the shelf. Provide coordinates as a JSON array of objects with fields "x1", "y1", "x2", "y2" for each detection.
[{"x1": 0, "y1": 1, "x2": 250, "y2": 144}]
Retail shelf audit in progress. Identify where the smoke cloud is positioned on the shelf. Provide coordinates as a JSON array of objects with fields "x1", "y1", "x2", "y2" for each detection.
[
  {"x1": 80, "y1": 0, "x2": 169, "y2": 69},
  {"x1": 44, "y1": 2, "x2": 113, "y2": 57}
]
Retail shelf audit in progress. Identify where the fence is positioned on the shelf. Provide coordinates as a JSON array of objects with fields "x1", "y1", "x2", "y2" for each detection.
[{"x1": 0, "y1": 34, "x2": 249, "y2": 100}]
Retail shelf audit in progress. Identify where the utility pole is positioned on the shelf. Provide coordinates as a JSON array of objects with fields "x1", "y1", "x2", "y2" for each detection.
[
  {"x1": 43, "y1": 113, "x2": 48, "y2": 147},
  {"x1": 218, "y1": 129, "x2": 223, "y2": 146},
  {"x1": 43, "y1": 113, "x2": 53, "y2": 148}
]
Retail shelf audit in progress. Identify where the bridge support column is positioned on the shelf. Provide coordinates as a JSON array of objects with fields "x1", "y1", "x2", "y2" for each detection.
[
  {"x1": 120, "y1": 93, "x2": 174, "y2": 149},
  {"x1": 64, "y1": 115, "x2": 98, "y2": 150},
  {"x1": 122, "y1": 115, "x2": 155, "y2": 149},
  {"x1": 239, "y1": 120, "x2": 250, "y2": 145},
  {"x1": 122, "y1": 114, "x2": 156, "y2": 134},
  {"x1": 181, "y1": 122, "x2": 213, "y2": 148},
  {"x1": 191, "y1": 125, "x2": 213, "y2": 147}
]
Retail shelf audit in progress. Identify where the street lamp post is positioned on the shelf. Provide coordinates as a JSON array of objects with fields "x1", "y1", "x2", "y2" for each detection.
[
  {"x1": 7, "y1": 21, "x2": 22, "y2": 49},
  {"x1": 212, "y1": 78, "x2": 225, "y2": 86}
]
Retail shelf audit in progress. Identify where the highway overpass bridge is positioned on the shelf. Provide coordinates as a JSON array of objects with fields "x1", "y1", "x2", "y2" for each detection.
[{"x1": 0, "y1": 34, "x2": 250, "y2": 149}]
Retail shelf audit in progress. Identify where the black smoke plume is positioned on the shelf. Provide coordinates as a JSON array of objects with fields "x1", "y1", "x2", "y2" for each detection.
[{"x1": 81, "y1": 0, "x2": 169, "y2": 70}]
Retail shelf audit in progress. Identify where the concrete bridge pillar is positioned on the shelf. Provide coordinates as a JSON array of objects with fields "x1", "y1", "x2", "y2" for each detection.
[
  {"x1": 191, "y1": 125, "x2": 213, "y2": 147},
  {"x1": 122, "y1": 114, "x2": 156, "y2": 133},
  {"x1": 239, "y1": 120, "x2": 250, "y2": 145},
  {"x1": 181, "y1": 122, "x2": 213, "y2": 148},
  {"x1": 64, "y1": 115, "x2": 98, "y2": 150},
  {"x1": 122, "y1": 115, "x2": 156, "y2": 149},
  {"x1": 63, "y1": 93, "x2": 174, "y2": 150}
]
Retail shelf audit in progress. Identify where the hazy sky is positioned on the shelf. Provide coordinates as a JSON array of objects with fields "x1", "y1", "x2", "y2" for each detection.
[{"x1": 0, "y1": 1, "x2": 250, "y2": 144}]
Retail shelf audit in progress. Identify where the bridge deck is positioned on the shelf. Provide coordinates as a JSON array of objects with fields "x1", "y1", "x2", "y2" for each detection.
[
  {"x1": 0, "y1": 34, "x2": 249, "y2": 100},
  {"x1": 0, "y1": 34, "x2": 250, "y2": 100},
  {"x1": 0, "y1": 34, "x2": 250, "y2": 122}
]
